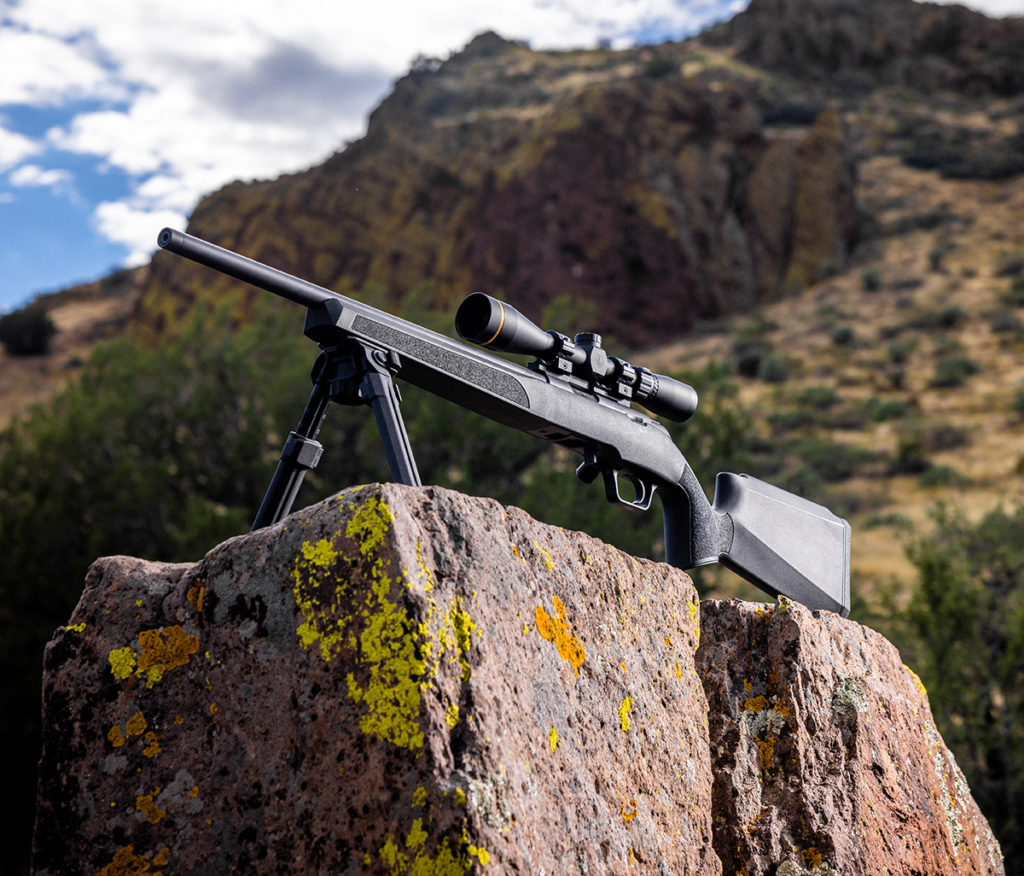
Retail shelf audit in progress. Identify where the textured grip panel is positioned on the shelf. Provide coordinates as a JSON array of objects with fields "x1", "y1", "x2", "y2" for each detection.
[{"x1": 354, "y1": 315, "x2": 530, "y2": 408}]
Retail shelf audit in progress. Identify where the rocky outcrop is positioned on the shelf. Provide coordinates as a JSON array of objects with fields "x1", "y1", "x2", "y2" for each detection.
[
  {"x1": 712, "y1": 0, "x2": 1024, "y2": 96},
  {"x1": 698, "y1": 599, "x2": 1005, "y2": 875},
  {"x1": 33, "y1": 485, "x2": 1003, "y2": 874},
  {"x1": 143, "y1": 33, "x2": 860, "y2": 348}
]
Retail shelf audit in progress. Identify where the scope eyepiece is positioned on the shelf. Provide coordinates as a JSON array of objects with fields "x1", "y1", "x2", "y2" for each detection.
[
  {"x1": 455, "y1": 293, "x2": 558, "y2": 357},
  {"x1": 638, "y1": 373, "x2": 698, "y2": 423}
]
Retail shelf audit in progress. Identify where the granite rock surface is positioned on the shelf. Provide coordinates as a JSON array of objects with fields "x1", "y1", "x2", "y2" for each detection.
[{"x1": 33, "y1": 484, "x2": 1003, "y2": 874}]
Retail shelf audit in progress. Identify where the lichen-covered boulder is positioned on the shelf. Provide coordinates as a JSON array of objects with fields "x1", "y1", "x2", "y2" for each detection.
[
  {"x1": 696, "y1": 598, "x2": 1005, "y2": 876},
  {"x1": 33, "y1": 484, "x2": 718, "y2": 875}
]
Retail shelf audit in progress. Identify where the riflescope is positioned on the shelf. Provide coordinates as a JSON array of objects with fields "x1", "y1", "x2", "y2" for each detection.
[{"x1": 455, "y1": 292, "x2": 697, "y2": 423}]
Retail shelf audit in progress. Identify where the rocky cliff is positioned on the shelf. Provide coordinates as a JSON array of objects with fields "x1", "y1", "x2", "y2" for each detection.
[
  {"x1": 141, "y1": 31, "x2": 860, "y2": 348},
  {"x1": 33, "y1": 485, "x2": 1003, "y2": 874}
]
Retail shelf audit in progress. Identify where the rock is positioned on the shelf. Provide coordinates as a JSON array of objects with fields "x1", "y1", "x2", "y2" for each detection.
[
  {"x1": 32, "y1": 484, "x2": 717, "y2": 875},
  {"x1": 33, "y1": 485, "x2": 1003, "y2": 874},
  {"x1": 696, "y1": 597, "x2": 1005, "y2": 875}
]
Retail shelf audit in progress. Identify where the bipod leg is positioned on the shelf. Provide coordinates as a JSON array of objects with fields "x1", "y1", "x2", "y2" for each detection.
[
  {"x1": 251, "y1": 354, "x2": 331, "y2": 531},
  {"x1": 357, "y1": 346, "x2": 422, "y2": 487}
]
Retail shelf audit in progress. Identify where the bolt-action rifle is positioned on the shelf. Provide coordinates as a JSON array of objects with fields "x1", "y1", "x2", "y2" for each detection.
[{"x1": 157, "y1": 228, "x2": 851, "y2": 616}]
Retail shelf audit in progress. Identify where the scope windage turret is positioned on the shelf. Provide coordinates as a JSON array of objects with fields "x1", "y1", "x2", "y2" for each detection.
[{"x1": 455, "y1": 293, "x2": 698, "y2": 422}]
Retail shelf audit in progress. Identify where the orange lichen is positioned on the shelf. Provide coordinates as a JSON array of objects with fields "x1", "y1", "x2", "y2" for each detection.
[
  {"x1": 132, "y1": 626, "x2": 200, "y2": 687},
  {"x1": 135, "y1": 790, "x2": 166, "y2": 824},
  {"x1": 743, "y1": 695, "x2": 771, "y2": 713},
  {"x1": 125, "y1": 711, "x2": 147, "y2": 737},
  {"x1": 802, "y1": 848, "x2": 823, "y2": 868},
  {"x1": 96, "y1": 845, "x2": 164, "y2": 876},
  {"x1": 754, "y1": 736, "x2": 775, "y2": 773},
  {"x1": 107, "y1": 725, "x2": 126, "y2": 748},
  {"x1": 621, "y1": 797, "x2": 638, "y2": 822},
  {"x1": 142, "y1": 732, "x2": 162, "y2": 758},
  {"x1": 534, "y1": 595, "x2": 585, "y2": 675},
  {"x1": 186, "y1": 583, "x2": 204, "y2": 614}
]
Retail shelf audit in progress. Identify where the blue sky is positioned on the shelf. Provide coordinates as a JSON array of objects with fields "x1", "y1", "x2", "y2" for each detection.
[{"x1": 0, "y1": 0, "x2": 1018, "y2": 314}]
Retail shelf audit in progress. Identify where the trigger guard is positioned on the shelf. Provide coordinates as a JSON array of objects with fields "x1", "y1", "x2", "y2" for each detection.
[{"x1": 601, "y1": 469, "x2": 656, "y2": 511}]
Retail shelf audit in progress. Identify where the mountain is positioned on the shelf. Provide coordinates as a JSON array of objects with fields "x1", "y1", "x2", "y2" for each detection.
[{"x1": 139, "y1": 31, "x2": 860, "y2": 348}]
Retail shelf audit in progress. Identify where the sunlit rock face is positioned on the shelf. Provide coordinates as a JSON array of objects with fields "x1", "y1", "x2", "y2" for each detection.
[{"x1": 33, "y1": 484, "x2": 1001, "y2": 874}]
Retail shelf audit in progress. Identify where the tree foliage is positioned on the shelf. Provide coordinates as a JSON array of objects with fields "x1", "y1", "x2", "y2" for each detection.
[{"x1": 903, "y1": 504, "x2": 1024, "y2": 864}]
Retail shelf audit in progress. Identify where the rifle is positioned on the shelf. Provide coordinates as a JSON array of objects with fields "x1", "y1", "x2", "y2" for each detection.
[{"x1": 157, "y1": 228, "x2": 851, "y2": 616}]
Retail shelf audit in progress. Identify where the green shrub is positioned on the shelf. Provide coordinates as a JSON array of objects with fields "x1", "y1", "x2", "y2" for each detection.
[
  {"x1": 918, "y1": 465, "x2": 970, "y2": 488},
  {"x1": 860, "y1": 267, "x2": 882, "y2": 292},
  {"x1": 758, "y1": 355, "x2": 790, "y2": 383},
  {"x1": 0, "y1": 305, "x2": 57, "y2": 356},
  {"x1": 796, "y1": 385, "x2": 842, "y2": 410},
  {"x1": 891, "y1": 429, "x2": 931, "y2": 475},
  {"x1": 1002, "y1": 275, "x2": 1024, "y2": 308},
  {"x1": 831, "y1": 325, "x2": 856, "y2": 347},
  {"x1": 930, "y1": 355, "x2": 980, "y2": 388},
  {"x1": 994, "y1": 248, "x2": 1024, "y2": 277}
]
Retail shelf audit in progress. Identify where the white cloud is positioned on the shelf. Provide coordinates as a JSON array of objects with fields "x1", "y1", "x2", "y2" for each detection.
[
  {"x1": 0, "y1": 28, "x2": 125, "y2": 106},
  {"x1": 2, "y1": 0, "x2": 1020, "y2": 272},
  {"x1": 93, "y1": 200, "x2": 187, "y2": 265},
  {"x1": 9, "y1": 164, "x2": 73, "y2": 192},
  {"x1": 0, "y1": 125, "x2": 40, "y2": 172}
]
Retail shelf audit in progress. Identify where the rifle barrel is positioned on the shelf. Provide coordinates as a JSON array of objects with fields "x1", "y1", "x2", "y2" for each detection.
[{"x1": 157, "y1": 228, "x2": 337, "y2": 310}]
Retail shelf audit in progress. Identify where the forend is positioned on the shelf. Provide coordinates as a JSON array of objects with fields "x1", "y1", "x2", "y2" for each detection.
[{"x1": 455, "y1": 292, "x2": 698, "y2": 423}]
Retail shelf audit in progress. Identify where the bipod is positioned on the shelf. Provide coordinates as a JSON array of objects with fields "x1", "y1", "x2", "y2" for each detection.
[{"x1": 251, "y1": 339, "x2": 421, "y2": 530}]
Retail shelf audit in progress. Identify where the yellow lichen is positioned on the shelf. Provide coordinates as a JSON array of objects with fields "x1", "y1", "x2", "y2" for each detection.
[
  {"x1": 445, "y1": 704, "x2": 461, "y2": 728},
  {"x1": 441, "y1": 595, "x2": 476, "y2": 683},
  {"x1": 346, "y1": 496, "x2": 395, "y2": 556},
  {"x1": 406, "y1": 818, "x2": 428, "y2": 849},
  {"x1": 904, "y1": 664, "x2": 928, "y2": 696},
  {"x1": 618, "y1": 696, "x2": 633, "y2": 732},
  {"x1": 534, "y1": 595, "x2": 585, "y2": 676},
  {"x1": 345, "y1": 575, "x2": 428, "y2": 749},
  {"x1": 108, "y1": 647, "x2": 137, "y2": 681},
  {"x1": 413, "y1": 786, "x2": 428, "y2": 808},
  {"x1": 533, "y1": 541, "x2": 554, "y2": 572},
  {"x1": 549, "y1": 726, "x2": 559, "y2": 751},
  {"x1": 66, "y1": 622, "x2": 86, "y2": 633},
  {"x1": 376, "y1": 831, "x2": 478, "y2": 875},
  {"x1": 468, "y1": 845, "x2": 490, "y2": 865},
  {"x1": 621, "y1": 797, "x2": 638, "y2": 822}
]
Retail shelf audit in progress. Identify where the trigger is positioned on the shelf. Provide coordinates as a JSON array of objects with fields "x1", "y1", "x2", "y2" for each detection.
[{"x1": 601, "y1": 469, "x2": 655, "y2": 511}]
